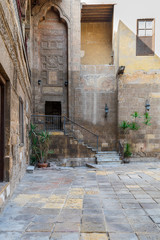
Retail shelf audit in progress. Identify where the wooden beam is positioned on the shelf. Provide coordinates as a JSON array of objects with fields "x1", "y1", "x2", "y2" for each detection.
[{"x1": 81, "y1": 4, "x2": 113, "y2": 23}]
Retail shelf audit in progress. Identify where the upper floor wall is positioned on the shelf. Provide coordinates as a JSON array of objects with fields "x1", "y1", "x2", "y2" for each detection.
[
  {"x1": 114, "y1": 0, "x2": 160, "y2": 73},
  {"x1": 81, "y1": 0, "x2": 160, "y2": 73}
]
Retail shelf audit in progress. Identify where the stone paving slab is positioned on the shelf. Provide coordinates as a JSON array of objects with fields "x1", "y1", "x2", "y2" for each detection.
[{"x1": 0, "y1": 163, "x2": 160, "y2": 239}]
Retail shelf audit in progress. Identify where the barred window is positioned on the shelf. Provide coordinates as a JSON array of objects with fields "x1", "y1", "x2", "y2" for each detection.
[
  {"x1": 19, "y1": 97, "x2": 24, "y2": 144},
  {"x1": 136, "y1": 19, "x2": 155, "y2": 56}
]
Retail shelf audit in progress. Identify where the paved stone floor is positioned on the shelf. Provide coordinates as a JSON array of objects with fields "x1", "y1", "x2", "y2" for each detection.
[{"x1": 1, "y1": 163, "x2": 160, "y2": 239}]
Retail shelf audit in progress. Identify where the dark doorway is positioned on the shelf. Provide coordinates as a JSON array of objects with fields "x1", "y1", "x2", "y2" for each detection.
[
  {"x1": 0, "y1": 80, "x2": 5, "y2": 181},
  {"x1": 45, "y1": 101, "x2": 62, "y2": 130},
  {"x1": 45, "y1": 101, "x2": 61, "y2": 116}
]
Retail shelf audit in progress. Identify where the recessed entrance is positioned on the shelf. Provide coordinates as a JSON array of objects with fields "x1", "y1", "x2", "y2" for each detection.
[
  {"x1": 45, "y1": 101, "x2": 61, "y2": 116},
  {"x1": 0, "y1": 80, "x2": 5, "y2": 181},
  {"x1": 45, "y1": 101, "x2": 62, "y2": 130}
]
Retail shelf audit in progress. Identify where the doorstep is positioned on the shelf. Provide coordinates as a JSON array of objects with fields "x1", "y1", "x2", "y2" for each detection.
[{"x1": 0, "y1": 182, "x2": 10, "y2": 212}]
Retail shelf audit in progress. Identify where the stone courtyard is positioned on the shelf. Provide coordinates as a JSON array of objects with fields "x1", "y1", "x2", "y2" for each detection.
[{"x1": 0, "y1": 163, "x2": 160, "y2": 239}]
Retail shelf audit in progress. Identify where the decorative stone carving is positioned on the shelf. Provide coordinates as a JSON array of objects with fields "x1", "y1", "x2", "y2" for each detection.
[
  {"x1": 42, "y1": 86, "x2": 63, "y2": 94},
  {"x1": 49, "y1": 71, "x2": 58, "y2": 84},
  {"x1": 47, "y1": 55, "x2": 58, "y2": 69}
]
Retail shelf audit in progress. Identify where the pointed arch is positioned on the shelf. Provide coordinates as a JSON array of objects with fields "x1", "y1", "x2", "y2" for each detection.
[{"x1": 33, "y1": 1, "x2": 70, "y2": 28}]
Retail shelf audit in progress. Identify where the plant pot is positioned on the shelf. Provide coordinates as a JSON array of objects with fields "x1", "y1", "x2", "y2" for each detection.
[
  {"x1": 37, "y1": 163, "x2": 48, "y2": 168},
  {"x1": 122, "y1": 158, "x2": 130, "y2": 164}
]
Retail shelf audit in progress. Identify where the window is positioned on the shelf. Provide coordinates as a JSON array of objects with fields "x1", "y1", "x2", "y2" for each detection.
[
  {"x1": 19, "y1": 97, "x2": 24, "y2": 144},
  {"x1": 136, "y1": 19, "x2": 154, "y2": 56}
]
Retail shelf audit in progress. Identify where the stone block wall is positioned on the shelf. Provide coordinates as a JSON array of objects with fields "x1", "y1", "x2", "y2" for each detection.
[
  {"x1": 31, "y1": 0, "x2": 81, "y2": 119},
  {"x1": 0, "y1": 0, "x2": 31, "y2": 193},
  {"x1": 49, "y1": 133, "x2": 95, "y2": 160},
  {"x1": 75, "y1": 65, "x2": 117, "y2": 150},
  {"x1": 81, "y1": 22, "x2": 112, "y2": 65},
  {"x1": 118, "y1": 72, "x2": 160, "y2": 157}
]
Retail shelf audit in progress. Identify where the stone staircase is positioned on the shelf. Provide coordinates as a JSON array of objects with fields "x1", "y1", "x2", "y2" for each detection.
[{"x1": 96, "y1": 151, "x2": 121, "y2": 165}]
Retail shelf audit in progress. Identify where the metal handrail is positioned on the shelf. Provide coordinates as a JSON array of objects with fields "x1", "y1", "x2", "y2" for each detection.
[
  {"x1": 63, "y1": 116, "x2": 99, "y2": 152},
  {"x1": 63, "y1": 116, "x2": 98, "y2": 137},
  {"x1": 31, "y1": 115, "x2": 99, "y2": 153}
]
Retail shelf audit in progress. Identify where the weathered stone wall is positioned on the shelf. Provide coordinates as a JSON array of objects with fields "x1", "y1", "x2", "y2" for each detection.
[
  {"x1": 0, "y1": 0, "x2": 31, "y2": 193},
  {"x1": 31, "y1": 0, "x2": 81, "y2": 119},
  {"x1": 118, "y1": 72, "x2": 160, "y2": 157},
  {"x1": 33, "y1": 7, "x2": 68, "y2": 115},
  {"x1": 81, "y1": 22, "x2": 112, "y2": 65},
  {"x1": 49, "y1": 133, "x2": 95, "y2": 160},
  {"x1": 117, "y1": 20, "x2": 160, "y2": 156},
  {"x1": 75, "y1": 65, "x2": 117, "y2": 150},
  {"x1": 31, "y1": 0, "x2": 160, "y2": 156}
]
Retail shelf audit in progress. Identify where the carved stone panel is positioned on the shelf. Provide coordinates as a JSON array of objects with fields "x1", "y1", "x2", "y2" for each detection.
[
  {"x1": 48, "y1": 71, "x2": 58, "y2": 84},
  {"x1": 37, "y1": 7, "x2": 68, "y2": 115},
  {"x1": 38, "y1": 8, "x2": 67, "y2": 84}
]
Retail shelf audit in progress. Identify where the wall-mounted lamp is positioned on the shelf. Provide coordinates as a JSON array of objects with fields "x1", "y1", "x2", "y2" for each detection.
[
  {"x1": 105, "y1": 104, "x2": 109, "y2": 118},
  {"x1": 64, "y1": 81, "x2": 68, "y2": 87},
  {"x1": 145, "y1": 100, "x2": 150, "y2": 112},
  {"x1": 38, "y1": 80, "x2": 41, "y2": 85},
  {"x1": 118, "y1": 66, "x2": 125, "y2": 75}
]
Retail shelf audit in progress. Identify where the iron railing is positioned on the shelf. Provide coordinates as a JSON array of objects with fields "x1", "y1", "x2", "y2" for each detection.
[
  {"x1": 32, "y1": 115, "x2": 62, "y2": 131},
  {"x1": 63, "y1": 116, "x2": 99, "y2": 153},
  {"x1": 31, "y1": 115, "x2": 99, "y2": 152}
]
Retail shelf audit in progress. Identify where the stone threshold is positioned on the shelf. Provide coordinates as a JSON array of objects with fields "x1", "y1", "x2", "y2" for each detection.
[{"x1": 0, "y1": 182, "x2": 10, "y2": 212}]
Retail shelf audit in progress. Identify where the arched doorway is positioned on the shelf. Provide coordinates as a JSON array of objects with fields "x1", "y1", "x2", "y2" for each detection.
[{"x1": 36, "y1": 7, "x2": 68, "y2": 117}]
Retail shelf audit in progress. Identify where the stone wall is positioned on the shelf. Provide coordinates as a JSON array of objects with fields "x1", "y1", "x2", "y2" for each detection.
[
  {"x1": 0, "y1": 0, "x2": 31, "y2": 193},
  {"x1": 117, "y1": 19, "x2": 160, "y2": 156},
  {"x1": 75, "y1": 65, "x2": 117, "y2": 150},
  {"x1": 118, "y1": 72, "x2": 160, "y2": 157},
  {"x1": 31, "y1": 0, "x2": 81, "y2": 119},
  {"x1": 49, "y1": 133, "x2": 95, "y2": 161},
  {"x1": 33, "y1": 7, "x2": 68, "y2": 115},
  {"x1": 30, "y1": 0, "x2": 160, "y2": 157},
  {"x1": 31, "y1": 1, "x2": 117, "y2": 151},
  {"x1": 81, "y1": 22, "x2": 112, "y2": 65}
]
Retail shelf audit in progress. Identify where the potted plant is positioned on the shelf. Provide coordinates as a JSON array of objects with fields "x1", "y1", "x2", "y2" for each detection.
[
  {"x1": 123, "y1": 143, "x2": 132, "y2": 163},
  {"x1": 29, "y1": 124, "x2": 54, "y2": 167}
]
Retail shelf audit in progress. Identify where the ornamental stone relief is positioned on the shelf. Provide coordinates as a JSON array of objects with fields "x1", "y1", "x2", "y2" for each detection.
[{"x1": 38, "y1": 8, "x2": 67, "y2": 87}]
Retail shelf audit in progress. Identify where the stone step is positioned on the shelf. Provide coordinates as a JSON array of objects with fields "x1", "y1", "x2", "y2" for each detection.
[
  {"x1": 98, "y1": 162, "x2": 121, "y2": 166},
  {"x1": 0, "y1": 182, "x2": 10, "y2": 213},
  {"x1": 96, "y1": 151, "x2": 121, "y2": 165},
  {"x1": 26, "y1": 166, "x2": 35, "y2": 173},
  {"x1": 97, "y1": 157, "x2": 120, "y2": 160},
  {"x1": 97, "y1": 158, "x2": 120, "y2": 162},
  {"x1": 97, "y1": 151, "x2": 118, "y2": 156},
  {"x1": 92, "y1": 148, "x2": 97, "y2": 152},
  {"x1": 96, "y1": 155, "x2": 119, "y2": 158}
]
